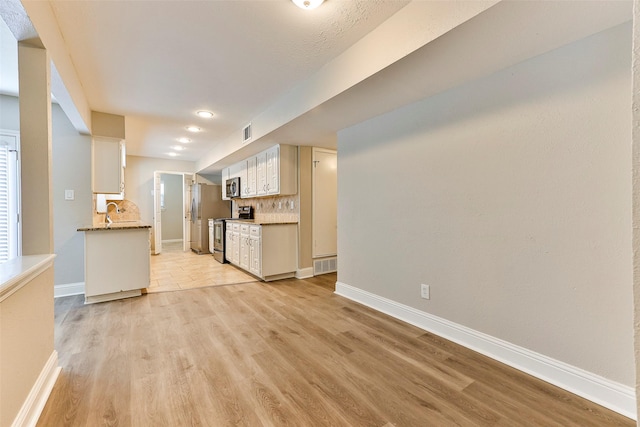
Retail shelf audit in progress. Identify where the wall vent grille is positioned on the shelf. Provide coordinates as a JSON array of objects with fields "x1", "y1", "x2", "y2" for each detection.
[
  {"x1": 314, "y1": 257, "x2": 337, "y2": 275},
  {"x1": 242, "y1": 123, "x2": 252, "y2": 143}
]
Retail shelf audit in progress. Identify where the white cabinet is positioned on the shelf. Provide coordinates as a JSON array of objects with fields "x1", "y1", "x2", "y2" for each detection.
[
  {"x1": 245, "y1": 157, "x2": 257, "y2": 197},
  {"x1": 227, "y1": 222, "x2": 240, "y2": 265},
  {"x1": 240, "y1": 224, "x2": 250, "y2": 270},
  {"x1": 249, "y1": 225, "x2": 261, "y2": 277},
  {"x1": 221, "y1": 145, "x2": 297, "y2": 200},
  {"x1": 265, "y1": 145, "x2": 279, "y2": 195},
  {"x1": 92, "y1": 137, "x2": 125, "y2": 194},
  {"x1": 253, "y1": 144, "x2": 297, "y2": 198},
  {"x1": 83, "y1": 227, "x2": 150, "y2": 304},
  {"x1": 256, "y1": 151, "x2": 267, "y2": 196},
  {"x1": 226, "y1": 222, "x2": 296, "y2": 281}
]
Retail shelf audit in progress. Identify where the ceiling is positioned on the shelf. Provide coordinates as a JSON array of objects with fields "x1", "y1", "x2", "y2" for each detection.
[
  {"x1": 1, "y1": 1, "x2": 633, "y2": 176},
  {"x1": 0, "y1": 0, "x2": 408, "y2": 163}
]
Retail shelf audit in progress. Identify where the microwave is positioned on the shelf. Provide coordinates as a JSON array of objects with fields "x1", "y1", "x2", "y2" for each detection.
[{"x1": 225, "y1": 177, "x2": 241, "y2": 198}]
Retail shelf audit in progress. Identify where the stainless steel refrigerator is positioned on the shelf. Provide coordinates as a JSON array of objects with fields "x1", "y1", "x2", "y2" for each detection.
[{"x1": 190, "y1": 183, "x2": 230, "y2": 254}]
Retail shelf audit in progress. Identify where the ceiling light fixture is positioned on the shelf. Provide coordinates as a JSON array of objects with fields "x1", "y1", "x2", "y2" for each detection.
[
  {"x1": 167, "y1": 152, "x2": 178, "y2": 157},
  {"x1": 172, "y1": 145, "x2": 185, "y2": 151},
  {"x1": 178, "y1": 137, "x2": 191, "y2": 143},
  {"x1": 196, "y1": 110, "x2": 214, "y2": 119},
  {"x1": 292, "y1": 0, "x2": 324, "y2": 9},
  {"x1": 186, "y1": 126, "x2": 201, "y2": 133}
]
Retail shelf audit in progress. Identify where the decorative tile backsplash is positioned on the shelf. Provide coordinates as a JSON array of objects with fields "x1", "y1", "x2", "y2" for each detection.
[
  {"x1": 93, "y1": 198, "x2": 141, "y2": 225},
  {"x1": 235, "y1": 194, "x2": 300, "y2": 223}
]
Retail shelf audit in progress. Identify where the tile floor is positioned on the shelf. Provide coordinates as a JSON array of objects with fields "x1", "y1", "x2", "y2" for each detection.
[{"x1": 147, "y1": 241, "x2": 258, "y2": 293}]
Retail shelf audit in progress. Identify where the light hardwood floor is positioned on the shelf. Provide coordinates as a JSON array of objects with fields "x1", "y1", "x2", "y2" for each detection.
[{"x1": 39, "y1": 272, "x2": 633, "y2": 426}]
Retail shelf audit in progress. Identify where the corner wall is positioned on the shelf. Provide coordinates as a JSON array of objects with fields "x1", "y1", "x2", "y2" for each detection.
[{"x1": 337, "y1": 23, "x2": 634, "y2": 411}]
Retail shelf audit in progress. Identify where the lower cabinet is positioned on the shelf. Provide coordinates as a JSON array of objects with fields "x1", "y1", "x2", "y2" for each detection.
[
  {"x1": 226, "y1": 222, "x2": 240, "y2": 265},
  {"x1": 226, "y1": 222, "x2": 297, "y2": 281},
  {"x1": 83, "y1": 227, "x2": 150, "y2": 304}
]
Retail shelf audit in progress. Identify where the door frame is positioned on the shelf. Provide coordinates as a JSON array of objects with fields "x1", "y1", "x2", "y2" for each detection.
[{"x1": 152, "y1": 170, "x2": 193, "y2": 254}]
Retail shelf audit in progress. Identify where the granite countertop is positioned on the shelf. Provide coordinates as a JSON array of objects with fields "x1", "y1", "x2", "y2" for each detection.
[
  {"x1": 78, "y1": 221, "x2": 152, "y2": 232},
  {"x1": 225, "y1": 219, "x2": 298, "y2": 225}
]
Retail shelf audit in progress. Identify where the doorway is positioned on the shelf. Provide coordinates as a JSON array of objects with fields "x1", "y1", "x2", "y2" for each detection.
[{"x1": 152, "y1": 171, "x2": 193, "y2": 255}]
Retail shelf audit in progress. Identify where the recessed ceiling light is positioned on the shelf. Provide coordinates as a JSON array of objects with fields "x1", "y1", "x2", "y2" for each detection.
[
  {"x1": 196, "y1": 110, "x2": 214, "y2": 119},
  {"x1": 172, "y1": 145, "x2": 185, "y2": 151},
  {"x1": 178, "y1": 137, "x2": 191, "y2": 143},
  {"x1": 186, "y1": 126, "x2": 201, "y2": 133},
  {"x1": 292, "y1": 0, "x2": 324, "y2": 10},
  {"x1": 167, "y1": 152, "x2": 178, "y2": 157}
]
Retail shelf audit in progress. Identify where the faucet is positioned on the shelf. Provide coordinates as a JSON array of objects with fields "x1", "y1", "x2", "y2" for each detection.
[{"x1": 105, "y1": 202, "x2": 120, "y2": 224}]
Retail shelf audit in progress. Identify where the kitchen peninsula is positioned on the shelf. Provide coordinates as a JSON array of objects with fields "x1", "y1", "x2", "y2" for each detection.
[{"x1": 77, "y1": 222, "x2": 151, "y2": 304}]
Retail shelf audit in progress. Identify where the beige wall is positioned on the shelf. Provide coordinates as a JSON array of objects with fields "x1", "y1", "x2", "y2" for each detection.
[
  {"x1": 632, "y1": 0, "x2": 640, "y2": 420},
  {"x1": 91, "y1": 111, "x2": 125, "y2": 139},
  {"x1": 160, "y1": 173, "x2": 184, "y2": 241},
  {"x1": 0, "y1": 263, "x2": 55, "y2": 427},
  {"x1": 338, "y1": 23, "x2": 633, "y2": 387},
  {"x1": 298, "y1": 146, "x2": 313, "y2": 270},
  {"x1": 124, "y1": 155, "x2": 195, "y2": 225}
]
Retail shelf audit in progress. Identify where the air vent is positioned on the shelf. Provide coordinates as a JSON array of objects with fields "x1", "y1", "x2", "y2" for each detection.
[
  {"x1": 314, "y1": 257, "x2": 337, "y2": 276},
  {"x1": 242, "y1": 123, "x2": 252, "y2": 143}
]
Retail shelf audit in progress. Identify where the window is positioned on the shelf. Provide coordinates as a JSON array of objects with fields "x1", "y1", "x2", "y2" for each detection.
[{"x1": 0, "y1": 131, "x2": 20, "y2": 263}]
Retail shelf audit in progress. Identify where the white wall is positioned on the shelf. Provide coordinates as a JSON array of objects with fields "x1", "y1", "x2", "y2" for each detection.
[
  {"x1": 338, "y1": 22, "x2": 634, "y2": 388},
  {"x1": 125, "y1": 155, "x2": 194, "y2": 225}
]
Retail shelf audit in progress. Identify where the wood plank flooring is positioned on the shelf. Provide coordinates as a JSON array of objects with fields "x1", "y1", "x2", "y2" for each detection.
[{"x1": 39, "y1": 273, "x2": 633, "y2": 426}]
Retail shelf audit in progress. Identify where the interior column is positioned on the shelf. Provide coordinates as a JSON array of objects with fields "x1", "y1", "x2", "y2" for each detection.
[{"x1": 18, "y1": 40, "x2": 53, "y2": 255}]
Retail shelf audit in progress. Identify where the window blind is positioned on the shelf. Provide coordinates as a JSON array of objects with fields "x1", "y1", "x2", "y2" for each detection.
[{"x1": 0, "y1": 141, "x2": 9, "y2": 262}]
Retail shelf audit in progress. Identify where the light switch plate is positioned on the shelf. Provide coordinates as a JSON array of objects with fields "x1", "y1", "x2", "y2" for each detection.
[{"x1": 64, "y1": 189, "x2": 75, "y2": 201}]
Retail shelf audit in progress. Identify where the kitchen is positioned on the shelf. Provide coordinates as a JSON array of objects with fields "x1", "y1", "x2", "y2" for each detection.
[{"x1": 75, "y1": 136, "x2": 337, "y2": 302}]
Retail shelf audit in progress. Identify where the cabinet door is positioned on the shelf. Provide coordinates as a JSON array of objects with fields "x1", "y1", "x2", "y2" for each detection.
[
  {"x1": 249, "y1": 236, "x2": 261, "y2": 277},
  {"x1": 92, "y1": 137, "x2": 124, "y2": 194},
  {"x1": 229, "y1": 231, "x2": 238, "y2": 264},
  {"x1": 256, "y1": 151, "x2": 267, "y2": 196},
  {"x1": 266, "y1": 145, "x2": 279, "y2": 195},
  {"x1": 240, "y1": 231, "x2": 250, "y2": 269},
  {"x1": 245, "y1": 157, "x2": 257, "y2": 197},
  {"x1": 225, "y1": 230, "x2": 232, "y2": 262}
]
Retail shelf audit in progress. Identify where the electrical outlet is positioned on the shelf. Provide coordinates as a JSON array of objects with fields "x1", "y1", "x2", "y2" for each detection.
[
  {"x1": 421, "y1": 284, "x2": 430, "y2": 300},
  {"x1": 278, "y1": 201, "x2": 282, "y2": 209},
  {"x1": 290, "y1": 201, "x2": 295, "y2": 209}
]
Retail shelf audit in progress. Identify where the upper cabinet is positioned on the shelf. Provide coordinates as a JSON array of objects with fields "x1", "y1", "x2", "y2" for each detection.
[
  {"x1": 92, "y1": 137, "x2": 125, "y2": 194},
  {"x1": 223, "y1": 144, "x2": 297, "y2": 200}
]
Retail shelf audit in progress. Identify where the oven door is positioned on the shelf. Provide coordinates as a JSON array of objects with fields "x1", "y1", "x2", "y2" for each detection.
[{"x1": 213, "y1": 220, "x2": 225, "y2": 252}]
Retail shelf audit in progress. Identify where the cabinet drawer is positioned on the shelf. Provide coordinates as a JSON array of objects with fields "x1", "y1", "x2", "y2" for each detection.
[
  {"x1": 240, "y1": 224, "x2": 250, "y2": 234},
  {"x1": 231, "y1": 223, "x2": 240, "y2": 231},
  {"x1": 250, "y1": 226, "x2": 261, "y2": 237}
]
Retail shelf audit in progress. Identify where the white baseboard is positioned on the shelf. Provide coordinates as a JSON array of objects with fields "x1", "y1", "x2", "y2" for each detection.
[
  {"x1": 54, "y1": 282, "x2": 84, "y2": 298},
  {"x1": 295, "y1": 267, "x2": 314, "y2": 279},
  {"x1": 162, "y1": 239, "x2": 183, "y2": 243},
  {"x1": 335, "y1": 281, "x2": 636, "y2": 420},
  {"x1": 11, "y1": 350, "x2": 61, "y2": 427}
]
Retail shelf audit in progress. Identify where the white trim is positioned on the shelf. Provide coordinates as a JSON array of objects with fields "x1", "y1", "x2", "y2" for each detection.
[
  {"x1": 54, "y1": 282, "x2": 84, "y2": 298},
  {"x1": 11, "y1": 350, "x2": 61, "y2": 427},
  {"x1": 161, "y1": 239, "x2": 183, "y2": 243},
  {"x1": 295, "y1": 267, "x2": 314, "y2": 279},
  {"x1": 334, "y1": 281, "x2": 636, "y2": 420}
]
